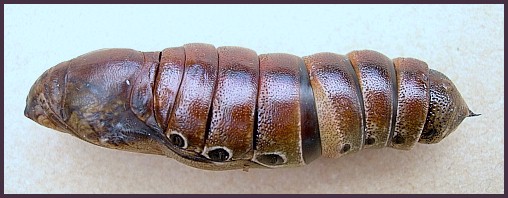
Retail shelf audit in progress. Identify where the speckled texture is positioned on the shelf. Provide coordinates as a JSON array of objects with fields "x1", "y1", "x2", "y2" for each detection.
[
  {"x1": 167, "y1": 43, "x2": 218, "y2": 153},
  {"x1": 5, "y1": 4, "x2": 503, "y2": 194},
  {"x1": 304, "y1": 53, "x2": 364, "y2": 158},
  {"x1": 255, "y1": 53, "x2": 304, "y2": 167},
  {"x1": 205, "y1": 46, "x2": 259, "y2": 160},
  {"x1": 154, "y1": 47, "x2": 185, "y2": 131},
  {"x1": 391, "y1": 58, "x2": 429, "y2": 150},
  {"x1": 348, "y1": 50, "x2": 396, "y2": 149},
  {"x1": 419, "y1": 69, "x2": 471, "y2": 144}
]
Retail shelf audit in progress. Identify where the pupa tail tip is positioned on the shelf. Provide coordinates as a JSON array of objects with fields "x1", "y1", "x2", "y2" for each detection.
[{"x1": 468, "y1": 109, "x2": 481, "y2": 117}]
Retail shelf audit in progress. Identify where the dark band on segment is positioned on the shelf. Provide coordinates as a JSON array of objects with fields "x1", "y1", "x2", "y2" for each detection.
[
  {"x1": 388, "y1": 57, "x2": 398, "y2": 145},
  {"x1": 297, "y1": 57, "x2": 321, "y2": 164}
]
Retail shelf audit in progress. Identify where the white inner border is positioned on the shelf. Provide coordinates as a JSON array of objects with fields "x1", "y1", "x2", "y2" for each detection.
[
  {"x1": 201, "y1": 146, "x2": 234, "y2": 162},
  {"x1": 168, "y1": 130, "x2": 188, "y2": 149},
  {"x1": 251, "y1": 151, "x2": 288, "y2": 168}
]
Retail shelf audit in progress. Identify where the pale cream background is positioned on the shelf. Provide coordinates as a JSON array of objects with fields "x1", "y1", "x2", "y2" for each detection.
[{"x1": 4, "y1": 4, "x2": 504, "y2": 193}]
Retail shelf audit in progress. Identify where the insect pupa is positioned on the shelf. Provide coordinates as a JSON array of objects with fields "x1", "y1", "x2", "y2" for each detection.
[{"x1": 25, "y1": 43, "x2": 478, "y2": 171}]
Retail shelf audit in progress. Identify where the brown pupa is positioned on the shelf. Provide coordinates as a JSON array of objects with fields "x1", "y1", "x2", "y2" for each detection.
[{"x1": 25, "y1": 43, "x2": 478, "y2": 171}]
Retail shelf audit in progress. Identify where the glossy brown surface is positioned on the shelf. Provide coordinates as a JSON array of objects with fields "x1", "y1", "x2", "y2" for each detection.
[
  {"x1": 304, "y1": 53, "x2": 364, "y2": 158},
  {"x1": 203, "y1": 46, "x2": 259, "y2": 161},
  {"x1": 130, "y1": 52, "x2": 160, "y2": 129},
  {"x1": 255, "y1": 53, "x2": 305, "y2": 167},
  {"x1": 166, "y1": 43, "x2": 218, "y2": 153},
  {"x1": 419, "y1": 70, "x2": 471, "y2": 144},
  {"x1": 25, "y1": 49, "x2": 168, "y2": 155},
  {"x1": 24, "y1": 43, "x2": 476, "y2": 171},
  {"x1": 154, "y1": 47, "x2": 185, "y2": 131},
  {"x1": 390, "y1": 58, "x2": 429, "y2": 150},
  {"x1": 348, "y1": 50, "x2": 397, "y2": 149}
]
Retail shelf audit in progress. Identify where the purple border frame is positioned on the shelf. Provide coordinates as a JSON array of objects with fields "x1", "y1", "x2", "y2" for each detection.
[{"x1": 1, "y1": 1, "x2": 505, "y2": 196}]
